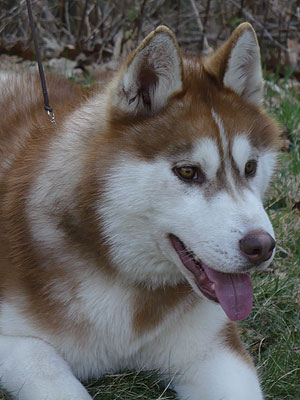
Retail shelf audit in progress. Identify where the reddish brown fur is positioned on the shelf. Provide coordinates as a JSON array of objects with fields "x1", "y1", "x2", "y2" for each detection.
[
  {"x1": 0, "y1": 74, "x2": 92, "y2": 334},
  {"x1": 221, "y1": 322, "x2": 254, "y2": 368},
  {"x1": 133, "y1": 282, "x2": 198, "y2": 336},
  {"x1": 0, "y1": 25, "x2": 281, "y2": 356},
  {"x1": 108, "y1": 53, "x2": 280, "y2": 161}
]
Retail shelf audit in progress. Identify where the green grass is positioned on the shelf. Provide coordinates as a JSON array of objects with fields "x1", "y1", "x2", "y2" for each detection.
[
  {"x1": 250, "y1": 74, "x2": 300, "y2": 399},
  {"x1": 1, "y1": 73, "x2": 299, "y2": 400},
  {"x1": 85, "y1": 372, "x2": 176, "y2": 400}
]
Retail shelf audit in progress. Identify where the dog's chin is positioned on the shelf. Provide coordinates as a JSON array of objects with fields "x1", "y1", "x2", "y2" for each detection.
[{"x1": 169, "y1": 234, "x2": 254, "y2": 322}]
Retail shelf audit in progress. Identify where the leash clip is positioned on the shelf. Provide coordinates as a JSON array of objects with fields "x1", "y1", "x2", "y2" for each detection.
[{"x1": 47, "y1": 110, "x2": 56, "y2": 126}]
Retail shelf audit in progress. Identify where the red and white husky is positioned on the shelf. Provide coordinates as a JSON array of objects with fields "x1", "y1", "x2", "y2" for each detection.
[{"x1": 0, "y1": 23, "x2": 280, "y2": 400}]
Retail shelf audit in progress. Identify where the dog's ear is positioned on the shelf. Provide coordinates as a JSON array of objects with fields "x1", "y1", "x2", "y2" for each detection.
[
  {"x1": 111, "y1": 26, "x2": 183, "y2": 116},
  {"x1": 205, "y1": 23, "x2": 263, "y2": 105}
]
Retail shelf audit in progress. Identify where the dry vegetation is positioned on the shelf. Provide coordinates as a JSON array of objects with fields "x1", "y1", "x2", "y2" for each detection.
[{"x1": 1, "y1": 0, "x2": 299, "y2": 76}]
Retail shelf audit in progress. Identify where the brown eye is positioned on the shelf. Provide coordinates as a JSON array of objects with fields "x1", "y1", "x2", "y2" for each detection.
[
  {"x1": 245, "y1": 160, "x2": 257, "y2": 177},
  {"x1": 178, "y1": 166, "x2": 196, "y2": 179},
  {"x1": 174, "y1": 166, "x2": 205, "y2": 183}
]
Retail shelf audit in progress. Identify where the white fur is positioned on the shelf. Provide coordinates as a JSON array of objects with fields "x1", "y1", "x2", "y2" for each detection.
[
  {"x1": 1, "y1": 126, "x2": 272, "y2": 398},
  {"x1": 164, "y1": 305, "x2": 263, "y2": 400},
  {"x1": 224, "y1": 30, "x2": 263, "y2": 105},
  {"x1": 100, "y1": 140, "x2": 275, "y2": 286},
  {"x1": 175, "y1": 350, "x2": 263, "y2": 400},
  {"x1": 0, "y1": 300, "x2": 262, "y2": 400},
  {"x1": 232, "y1": 134, "x2": 277, "y2": 197},
  {"x1": 99, "y1": 156, "x2": 185, "y2": 288},
  {"x1": 231, "y1": 134, "x2": 254, "y2": 172},
  {"x1": 25, "y1": 92, "x2": 109, "y2": 260},
  {"x1": 0, "y1": 25, "x2": 276, "y2": 400},
  {"x1": 0, "y1": 336, "x2": 91, "y2": 400},
  {"x1": 1, "y1": 109, "x2": 271, "y2": 400},
  {"x1": 254, "y1": 150, "x2": 278, "y2": 196},
  {"x1": 190, "y1": 138, "x2": 221, "y2": 180}
]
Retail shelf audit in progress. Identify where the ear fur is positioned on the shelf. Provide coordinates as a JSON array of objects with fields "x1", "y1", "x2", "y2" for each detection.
[
  {"x1": 205, "y1": 23, "x2": 263, "y2": 105},
  {"x1": 112, "y1": 26, "x2": 183, "y2": 116}
]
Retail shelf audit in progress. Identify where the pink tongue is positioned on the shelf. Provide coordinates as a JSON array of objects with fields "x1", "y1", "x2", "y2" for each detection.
[{"x1": 203, "y1": 265, "x2": 253, "y2": 321}]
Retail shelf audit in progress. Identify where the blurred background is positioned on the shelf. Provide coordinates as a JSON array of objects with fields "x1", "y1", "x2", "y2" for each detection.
[{"x1": 1, "y1": 0, "x2": 299, "y2": 78}]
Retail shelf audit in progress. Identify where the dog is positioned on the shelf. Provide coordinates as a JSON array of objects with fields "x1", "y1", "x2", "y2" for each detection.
[{"x1": 0, "y1": 23, "x2": 280, "y2": 400}]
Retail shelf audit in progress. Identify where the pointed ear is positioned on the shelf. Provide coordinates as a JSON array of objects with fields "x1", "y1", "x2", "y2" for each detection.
[
  {"x1": 111, "y1": 26, "x2": 183, "y2": 116},
  {"x1": 205, "y1": 23, "x2": 263, "y2": 105}
]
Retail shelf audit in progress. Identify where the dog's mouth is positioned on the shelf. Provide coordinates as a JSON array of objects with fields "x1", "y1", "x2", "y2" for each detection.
[{"x1": 169, "y1": 234, "x2": 253, "y2": 321}]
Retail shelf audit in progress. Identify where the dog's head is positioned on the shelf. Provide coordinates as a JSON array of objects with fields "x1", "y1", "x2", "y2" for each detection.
[{"x1": 99, "y1": 24, "x2": 280, "y2": 321}]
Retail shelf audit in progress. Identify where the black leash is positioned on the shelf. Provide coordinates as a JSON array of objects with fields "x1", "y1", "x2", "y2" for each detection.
[{"x1": 26, "y1": 0, "x2": 56, "y2": 125}]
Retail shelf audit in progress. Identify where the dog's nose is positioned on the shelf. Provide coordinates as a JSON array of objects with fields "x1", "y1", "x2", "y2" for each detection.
[{"x1": 239, "y1": 230, "x2": 276, "y2": 263}]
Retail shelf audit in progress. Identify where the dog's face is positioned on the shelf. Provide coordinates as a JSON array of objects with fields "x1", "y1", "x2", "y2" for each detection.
[{"x1": 99, "y1": 24, "x2": 280, "y2": 321}]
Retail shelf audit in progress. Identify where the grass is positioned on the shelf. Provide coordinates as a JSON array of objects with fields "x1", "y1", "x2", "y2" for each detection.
[
  {"x1": 250, "y1": 73, "x2": 300, "y2": 399},
  {"x1": 0, "y1": 72, "x2": 299, "y2": 400},
  {"x1": 85, "y1": 372, "x2": 176, "y2": 400}
]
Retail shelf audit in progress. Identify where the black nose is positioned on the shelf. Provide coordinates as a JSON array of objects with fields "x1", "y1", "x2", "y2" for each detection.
[{"x1": 239, "y1": 230, "x2": 276, "y2": 263}]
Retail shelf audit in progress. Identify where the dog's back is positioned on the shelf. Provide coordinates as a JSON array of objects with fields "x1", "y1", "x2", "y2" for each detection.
[{"x1": 0, "y1": 73, "x2": 87, "y2": 177}]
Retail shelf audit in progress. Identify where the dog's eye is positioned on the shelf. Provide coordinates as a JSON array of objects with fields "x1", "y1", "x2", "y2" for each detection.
[
  {"x1": 245, "y1": 160, "x2": 257, "y2": 177},
  {"x1": 174, "y1": 166, "x2": 204, "y2": 183}
]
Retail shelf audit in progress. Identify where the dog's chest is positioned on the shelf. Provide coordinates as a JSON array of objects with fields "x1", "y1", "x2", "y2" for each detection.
[{"x1": 49, "y1": 279, "x2": 145, "y2": 378}]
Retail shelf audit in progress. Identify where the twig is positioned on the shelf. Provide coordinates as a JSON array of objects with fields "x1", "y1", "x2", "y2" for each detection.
[
  {"x1": 227, "y1": 0, "x2": 289, "y2": 53},
  {"x1": 136, "y1": 0, "x2": 148, "y2": 43},
  {"x1": 259, "y1": 0, "x2": 269, "y2": 44},
  {"x1": 86, "y1": 4, "x2": 114, "y2": 44},
  {"x1": 77, "y1": 0, "x2": 89, "y2": 46},
  {"x1": 238, "y1": 0, "x2": 245, "y2": 18},
  {"x1": 189, "y1": 0, "x2": 211, "y2": 54},
  {"x1": 202, "y1": 0, "x2": 212, "y2": 52},
  {"x1": 58, "y1": 0, "x2": 65, "y2": 40},
  {"x1": 113, "y1": 30, "x2": 123, "y2": 60},
  {"x1": 64, "y1": 0, "x2": 72, "y2": 37}
]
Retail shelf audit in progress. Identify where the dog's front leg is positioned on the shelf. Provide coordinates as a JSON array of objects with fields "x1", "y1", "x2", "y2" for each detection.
[
  {"x1": 0, "y1": 335, "x2": 91, "y2": 400},
  {"x1": 172, "y1": 347, "x2": 264, "y2": 400},
  {"x1": 142, "y1": 304, "x2": 264, "y2": 400}
]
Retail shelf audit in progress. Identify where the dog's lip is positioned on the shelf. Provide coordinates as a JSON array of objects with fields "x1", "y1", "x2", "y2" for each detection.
[
  {"x1": 169, "y1": 234, "x2": 218, "y2": 302},
  {"x1": 169, "y1": 234, "x2": 253, "y2": 321}
]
